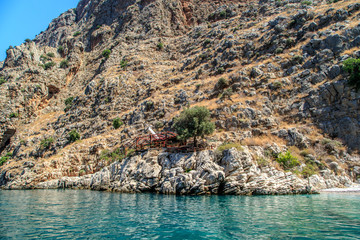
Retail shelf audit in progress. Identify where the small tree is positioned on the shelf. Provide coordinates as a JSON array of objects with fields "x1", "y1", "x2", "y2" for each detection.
[
  {"x1": 113, "y1": 117, "x2": 123, "y2": 129},
  {"x1": 343, "y1": 58, "x2": 360, "y2": 91},
  {"x1": 102, "y1": 49, "x2": 111, "y2": 59},
  {"x1": 173, "y1": 106, "x2": 215, "y2": 147}
]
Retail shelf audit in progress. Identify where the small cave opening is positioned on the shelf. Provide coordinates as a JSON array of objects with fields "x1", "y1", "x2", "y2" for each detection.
[{"x1": 47, "y1": 85, "x2": 60, "y2": 100}]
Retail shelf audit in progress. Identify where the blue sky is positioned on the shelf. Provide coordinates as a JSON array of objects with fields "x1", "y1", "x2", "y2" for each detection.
[{"x1": 0, "y1": 0, "x2": 79, "y2": 61}]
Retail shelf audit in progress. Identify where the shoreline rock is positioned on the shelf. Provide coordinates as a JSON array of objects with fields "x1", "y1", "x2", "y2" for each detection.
[{"x1": 3, "y1": 148, "x2": 354, "y2": 195}]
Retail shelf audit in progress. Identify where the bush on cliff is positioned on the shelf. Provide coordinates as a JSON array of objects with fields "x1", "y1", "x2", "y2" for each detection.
[
  {"x1": 0, "y1": 152, "x2": 12, "y2": 166},
  {"x1": 68, "y1": 130, "x2": 80, "y2": 143},
  {"x1": 173, "y1": 106, "x2": 215, "y2": 147},
  {"x1": 276, "y1": 151, "x2": 300, "y2": 170},
  {"x1": 343, "y1": 58, "x2": 360, "y2": 91}
]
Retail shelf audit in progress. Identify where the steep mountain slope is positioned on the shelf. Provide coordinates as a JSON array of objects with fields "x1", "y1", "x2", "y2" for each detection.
[{"x1": 0, "y1": 0, "x2": 359, "y2": 192}]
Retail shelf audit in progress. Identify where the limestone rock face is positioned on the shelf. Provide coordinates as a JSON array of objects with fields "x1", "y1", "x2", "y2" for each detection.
[{"x1": 0, "y1": 148, "x2": 347, "y2": 195}]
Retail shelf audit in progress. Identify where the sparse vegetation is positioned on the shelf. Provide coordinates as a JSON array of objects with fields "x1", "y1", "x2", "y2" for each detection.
[
  {"x1": 301, "y1": 0, "x2": 312, "y2": 5},
  {"x1": 60, "y1": 60, "x2": 69, "y2": 69},
  {"x1": 215, "y1": 77, "x2": 228, "y2": 90},
  {"x1": 100, "y1": 148, "x2": 125, "y2": 163},
  {"x1": 73, "y1": 31, "x2": 81, "y2": 37},
  {"x1": 276, "y1": 151, "x2": 300, "y2": 170},
  {"x1": 0, "y1": 152, "x2": 12, "y2": 166},
  {"x1": 102, "y1": 49, "x2": 111, "y2": 59},
  {"x1": 113, "y1": 117, "x2": 123, "y2": 129},
  {"x1": 120, "y1": 59, "x2": 128, "y2": 69},
  {"x1": 64, "y1": 97, "x2": 74, "y2": 112},
  {"x1": 40, "y1": 137, "x2": 54, "y2": 150},
  {"x1": 42, "y1": 62, "x2": 56, "y2": 70},
  {"x1": 57, "y1": 46, "x2": 64, "y2": 53},
  {"x1": 220, "y1": 88, "x2": 233, "y2": 100},
  {"x1": 157, "y1": 42, "x2": 164, "y2": 50},
  {"x1": 68, "y1": 130, "x2": 80, "y2": 143},
  {"x1": 343, "y1": 58, "x2": 360, "y2": 91},
  {"x1": 173, "y1": 106, "x2": 215, "y2": 147},
  {"x1": 0, "y1": 77, "x2": 6, "y2": 85},
  {"x1": 46, "y1": 52, "x2": 55, "y2": 58},
  {"x1": 275, "y1": 48, "x2": 283, "y2": 54},
  {"x1": 9, "y1": 112, "x2": 19, "y2": 118},
  {"x1": 257, "y1": 157, "x2": 269, "y2": 168},
  {"x1": 25, "y1": 38, "x2": 32, "y2": 43}
]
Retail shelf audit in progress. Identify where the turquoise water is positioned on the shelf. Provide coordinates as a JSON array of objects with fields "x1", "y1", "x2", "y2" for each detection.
[{"x1": 0, "y1": 190, "x2": 359, "y2": 239}]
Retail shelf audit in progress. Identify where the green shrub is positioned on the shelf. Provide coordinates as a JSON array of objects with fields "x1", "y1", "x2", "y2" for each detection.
[
  {"x1": 275, "y1": 48, "x2": 283, "y2": 54},
  {"x1": 102, "y1": 49, "x2": 111, "y2": 59},
  {"x1": 216, "y1": 67, "x2": 225, "y2": 74},
  {"x1": 185, "y1": 168, "x2": 192, "y2": 173},
  {"x1": 46, "y1": 52, "x2": 55, "y2": 58},
  {"x1": 113, "y1": 117, "x2": 123, "y2": 129},
  {"x1": 65, "y1": 96, "x2": 74, "y2": 106},
  {"x1": 292, "y1": 55, "x2": 304, "y2": 64},
  {"x1": 96, "y1": 25, "x2": 101, "y2": 29},
  {"x1": 276, "y1": 151, "x2": 300, "y2": 170},
  {"x1": 126, "y1": 148, "x2": 135, "y2": 157},
  {"x1": 43, "y1": 62, "x2": 56, "y2": 70},
  {"x1": 25, "y1": 38, "x2": 32, "y2": 43},
  {"x1": 216, "y1": 77, "x2": 228, "y2": 90},
  {"x1": 68, "y1": 130, "x2": 80, "y2": 143},
  {"x1": 64, "y1": 97, "x2": 74, "y2": 112},
  {"x1": 157, "y1": 42, "x2": 164, "y2": 50},
  {"x1": 203, "y1": 39, "x2": 211, "y2": 47},
  {"x1": 301, "y1": 0, "x2": 312, "y2": 5},
  {"x1": 220, "y1": 88, "x2": 233, "y2": 100},
  {"x1": 257, "y1": 157, "x2": 269, "y2": 167},
  {"x1": 40, "y1": 137, "x2": 54, "y2": 150},
  {"x1": 40, "y1": 54, "x2": 48, "y2": 62},
  {"x1": 57, "y1": 46, "x2": 64, "y2": 53},
  {"x1": 301, "y1": 164, "x2": 316, "y2": 177},
  {"x1": 216, "y1": 142, "x2": 243, "y2": 153},
  {"x1": 120, "y1": 59, "x2": 128, "y2": 69},
  {"x1": 9, "y1": 112, "x2": 19, "y2": 118},
  {"x1": 145, "y1": 101, "x2": 154, "y2": 111},
  {"x1": 100, "y1": 148, "x2": 125, "y2": 163},
  {"x1": 343, "y1": 58, "x2": 360, "y2": 91},
  {"x1": 73, "y1": 31, "x2": 81, "y2": 37},
  {"x1": 60, "y1": 60, "x2": 69, "y2": 69},
  {"x1": 154, "y1": 121, "x2": 164, "y2": 130},
  {"x1": 0, "y1": 152, "x2": 12, "y2": 166},
  {"x1": 0, "y1": 77, "x2": 6, "y2": 85}
]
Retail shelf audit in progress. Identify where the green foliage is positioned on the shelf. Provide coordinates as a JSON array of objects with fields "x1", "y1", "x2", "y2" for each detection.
[
  {"x1": 40, "y1": 138, "x2": 54, "y2": 150},
  {"x1": 275, "y1": 47, "x2": 283, "y2": 54},
  {"x1": 25, "y1": 38, "x2": 32, "y2": 43},
  {"x1": 257, "y1": 157, "x2": 269, "y2": 167},
  {"x1": 40, "y1": 54, "x2": 48, "y2": 62},
  {"x1": 64, "y1": 97, "x2": 74, "y2": 112},
  {"x1": 113, "y1": 117, "x2": 123, "y2": 129},
  {"x1": 0, "y1": 152, "x2": 12, "y2": 166},
  {"x1": 301, "y1": 164, "x2": 316, "y2": 177},
  {"x1": 57, "y1": 46, "x2": 64, "y2": 53},
  {"x1": 203, "y1": 39, "x2": 211, "y2": 47},
  {"x1": 173, "y1": 106, "x2": 215, "y2": 145},
  {"x1": 68, "y1": 130, "x2": 80, "y2": 143},
  {"x1": 154, "y1": 121, "x2": 164, "y2": 130},
  {"x1": 216, "y1": 142, "x2": 243, "y2": 153},
  {"x1": 157, "y1": 42, "x2": 164, "y2": 50},
  {"x1": 220, "y1": 88, "x2": 233, "y2": 100},
  {"x1": 145, "y1": 101, "x2": 154, "y2": 111},
  {"x1": 73, "y1": 31, "x2": 81, "y2": 37},
  {"x1": 43, "y1": 62, "x2": 56, "y2": 70},
  {"x1": 343, "y1": 58, "x2": 360, "y2": 91},
  {"x1": 102, "y1": 49, "x2": 111, "y2": 59},
  {"x1": 216, "y1": 77, "x2": 228, "y2": 90},
  {"x1": 120, "y1": 59, "x2": 128, "y2": 69},
  {"x1": 9, "y1": 112, "x2": 19, "y2": 118},
  {"x1": 126, "y1": 148, "x2": 135, "y2": 158},
  {"x1": 46, "y1": 52, "x2": 55, "y2": 58},
  {"x1": 96, "y1": 25, "x2": 101, "y2": 29},
  {"x1": 60, "y1": 60, "x2": 69, "y2": 69},
  {"x1": 185, "y1": 168, "x2": 192, "y2": 173},
  {"x1": 65, "y1": 97, "x2": 74, "y2": 106},
  {"x1": 216, "y1": 67, "x2": 225, "y2": 74},
  {"x1": 292, "y1": 55, "x2": 304, "y2": 64},
  {"x1": 301, "y1": 0, "x2": 312, "y2": 5},
  {"x1": 0, "y1": 77, "x2": 6, "y2": 85},
  {"x1": 100, "y1": 148, "x2": 125, "y2": 163},
  {"x1": 276, "y1": 151, "x2": 300, "y2": 170}
]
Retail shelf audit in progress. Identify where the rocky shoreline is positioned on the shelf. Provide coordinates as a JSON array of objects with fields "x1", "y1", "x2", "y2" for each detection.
[{"x1": 2, "y1": 148, "x2": 354, "y2": 195}]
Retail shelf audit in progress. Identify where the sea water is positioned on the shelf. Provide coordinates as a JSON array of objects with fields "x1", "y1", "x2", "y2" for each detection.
[{"x1": 0, "y1": 190, "x2": 359, "y2": 239}]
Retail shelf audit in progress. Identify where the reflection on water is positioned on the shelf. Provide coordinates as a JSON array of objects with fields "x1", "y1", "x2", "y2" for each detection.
[{"x1": 0, "y1": 190, "x2": 359, "y2": 239}]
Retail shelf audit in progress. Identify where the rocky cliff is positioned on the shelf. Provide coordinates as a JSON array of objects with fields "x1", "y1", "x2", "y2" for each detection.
[{"x1": 0, "y1": 0, "x2": 360, "y2": 194}]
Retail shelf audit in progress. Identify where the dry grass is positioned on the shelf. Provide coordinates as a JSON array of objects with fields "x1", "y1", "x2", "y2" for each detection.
[{"x1": 241, "y1": 135, "x2": 286, "y2": 147}]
